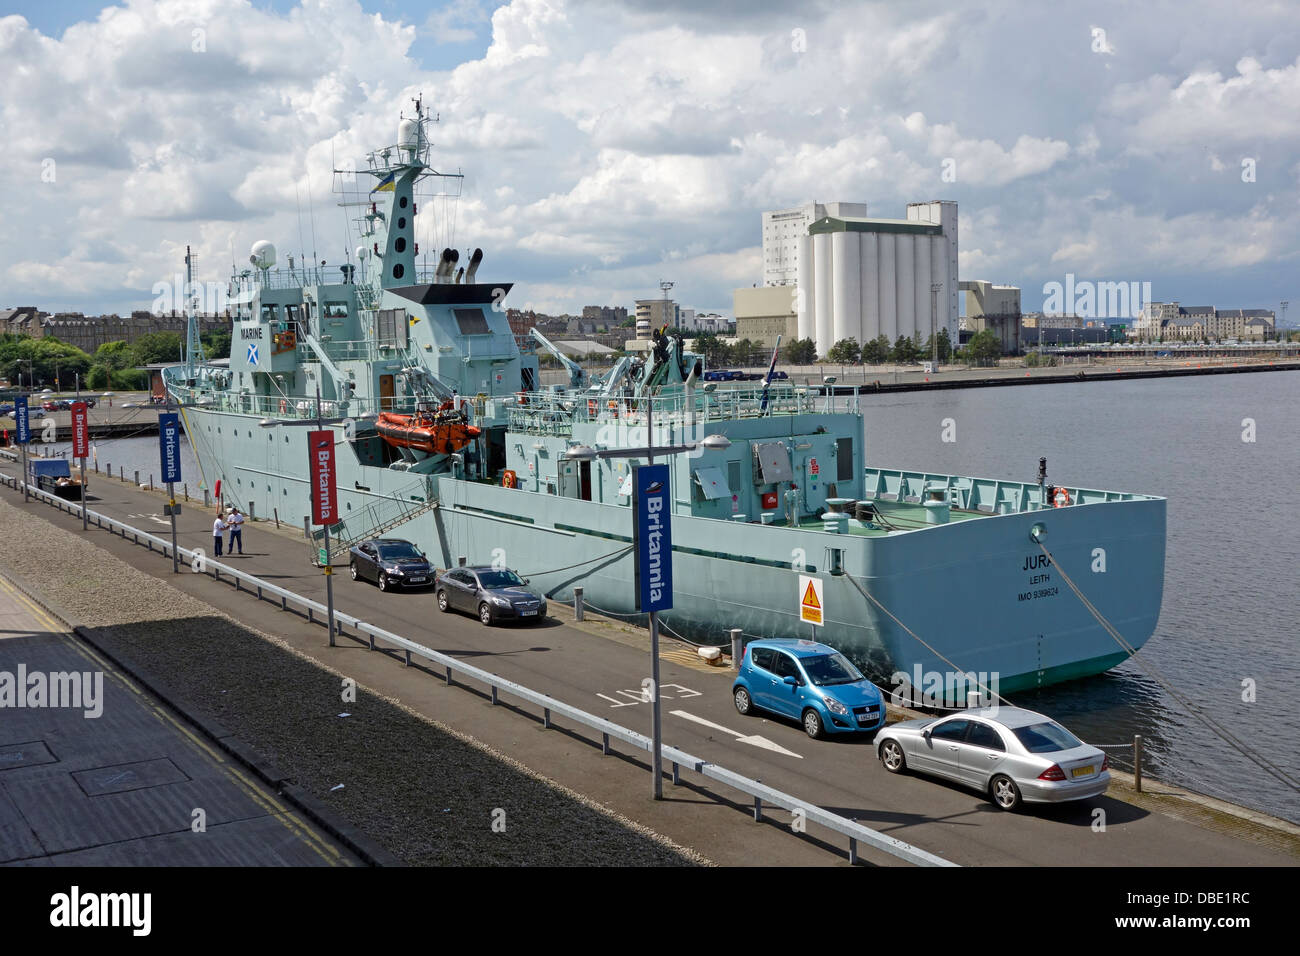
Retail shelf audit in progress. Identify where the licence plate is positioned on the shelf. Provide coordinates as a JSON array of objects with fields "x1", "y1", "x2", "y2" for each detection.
[
  {"x1": 856, "y1": 714, "x2": 871, "y2": 724},
  {"x1": 521, "y1": 609, "x2": 538, "y2": 616},
  {"x1": 1071, "y1": 765, "x2": 1094, "y2": 778},
  {"x1": 408, "y1": 576, "x2": 427, "y2": 583}
]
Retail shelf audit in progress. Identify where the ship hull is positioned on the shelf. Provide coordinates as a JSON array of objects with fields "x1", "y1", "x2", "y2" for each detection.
[{"x1": 179, "y1": 406, "x2": 1166, "y2": 694}]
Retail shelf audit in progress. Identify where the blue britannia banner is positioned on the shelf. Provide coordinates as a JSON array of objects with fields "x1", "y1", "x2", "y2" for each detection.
[
  {"x1": 633, "y1": 463, "x2": 673, "y2": 613},
  {"x1": 159, "y1": 413, "x2": 182, "y2": 483}
]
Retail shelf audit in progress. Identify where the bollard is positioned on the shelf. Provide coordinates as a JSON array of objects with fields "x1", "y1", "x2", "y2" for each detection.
[
  {"x1": 204, "y1": 489, "x2": 210, "y2": 508},
  {"x1": 457, "y1": 555, "x2": 466, "y2": 567},
  {"x1": 303, "y1": 517, "x2": 311, "y2": 540},
  {"x1": 184, "y1": 483, "x2": 188, "y2": 501},
  {"x1": 1134, "y1": 734, "x2": 1142, "y2": 793},
  {"x1": 134, "y1": 470, "x2": 139, "y2": 486},
  {"x1": 249, "y1": 501, "x2": 255, "y2": 521},
  {"x1": 730, "y1": 628, "x2": 743, "y2": 667},
  {"x1": 574, "y1": 586, "x2": 584, "y2": 622},
  {"x1": 149, "y1": 474, "x2": 153, "y2": 491},
  {"x1": 273, "y1": 507, "x2": 280, "y2": 529}
]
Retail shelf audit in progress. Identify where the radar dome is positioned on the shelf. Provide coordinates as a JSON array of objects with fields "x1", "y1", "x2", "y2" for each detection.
[
  {"x1": 355, "y1": 245, "x2": 369, "y2": 260},
  {"x1": 398, "y1": 118, "x2": 419, "y2": 150},
  {"x1": 249, "y1": 240, "x2": 276, "y2": 270}
]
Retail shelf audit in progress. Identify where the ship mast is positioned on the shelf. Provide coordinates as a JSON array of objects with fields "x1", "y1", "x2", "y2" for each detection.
[{"x1": 184, "y1": 244, "x2": 206, "y2": 374}]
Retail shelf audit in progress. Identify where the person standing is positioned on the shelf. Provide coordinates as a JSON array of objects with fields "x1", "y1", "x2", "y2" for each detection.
[
  {"x1": 212, "y1": 512, "x2": 227, "y2": 558},
  {"x1": 227, "y1": 506, "x2": 245, "y2": 555}
]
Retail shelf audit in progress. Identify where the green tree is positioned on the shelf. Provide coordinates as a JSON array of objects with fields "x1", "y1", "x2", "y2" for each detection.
[
  {"x1": 922, "y1": 328, "x2": 953, "y2": 363},
  {"x1": 87, "y1": 365, "x2": 111, "y2": 390},
  {"x1": 92, "y1": 340, "x2": 136, "y2": 370},
  {"x1": 827, "y1": 338, "x2": 861, "y2": 363},
  {"x1": 783, "y1": 337, "x2": 817, "y2": 364},
  {"x1": 201, "y1": 329, "x2": 231, "y2": 360},
  {"x1": 693, "y1": 332, "x2": 730, "y2": 367},
  {"x1": 968, "y1": 329, "x2": 1002, "y2": 367},
  {"x1": 131, "y1": 331, "x2": 184, "y2": 367},
  {"x1": 861, "y1": 334, "x2": 890, "y2": 365},
  {"x1": 890, "y1": 335, "x2": 919, "y2": 364}
]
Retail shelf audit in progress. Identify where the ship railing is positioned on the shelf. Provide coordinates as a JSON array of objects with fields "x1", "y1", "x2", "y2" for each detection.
[
  {"x1": 505, "y1": 383, "x2": 815, "y2": 434},
  {"x1": 236, "y1": 265, "x2": 440, "y2": 292},
  {"x1": 0, "y1": 469, "x2": 955, "y2": 868},
  {"x1": 170, "y1": 386, "x2": 429, "y2": 422}
]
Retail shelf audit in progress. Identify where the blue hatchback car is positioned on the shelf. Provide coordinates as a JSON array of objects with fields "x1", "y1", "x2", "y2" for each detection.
[{"x1": 733, "y1": 639, "x2": 886, "y2": 739}]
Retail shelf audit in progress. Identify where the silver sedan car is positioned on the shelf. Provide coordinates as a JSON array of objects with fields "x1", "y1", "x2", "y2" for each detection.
[{"x1": 876, "y1": 706, "x2": 1110, "y2": 811}]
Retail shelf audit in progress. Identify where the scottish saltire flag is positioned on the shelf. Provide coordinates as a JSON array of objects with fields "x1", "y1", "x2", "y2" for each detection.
[
  {"x1": 247, "y1": 342, "x2": 259, "y2": 366},
  {"x1": 371, "y1": 171, "x2": 396, "y2": 193}
]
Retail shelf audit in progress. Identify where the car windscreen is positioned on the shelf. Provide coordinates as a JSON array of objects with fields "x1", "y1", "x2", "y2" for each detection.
[
  {"x1": 377, "y1": 543, "x2": 422, "y2": 560},
  {"x1": 1013, "y1": 722, "x2": 1084, "y2": 753},
  {"x1": 478, "y1": 570, "x2": 524, "y2": 589},
  {"x1": 801, "y1": 653, "x2": 865, "y2": 686}
]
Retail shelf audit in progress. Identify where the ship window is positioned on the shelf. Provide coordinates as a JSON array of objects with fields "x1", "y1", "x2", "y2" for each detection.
[
  {"x1": 454, "y1": 308, "x2": 491, "y2": 335},
  {"x1": 324, "y1": 302, "x2": 348, "y2": 319},
  {"x1": 837, "y1": 437, "x2": 853, "y2": 482},
  {"x1": 260, "y1": 304, "x2": 278, "y2": 322},
  {"x1": 399, "y1": 196, "x2": 408, "y2": 208},
  {"x1": 392, "y1": 264, "x2": 405, "y2": 279},
  {"x1": 397, "y1": 217, "x2": 406, "y2": 230},
  {"x1": 395, "y1": 237, "x2": 406, "y2": 253}
]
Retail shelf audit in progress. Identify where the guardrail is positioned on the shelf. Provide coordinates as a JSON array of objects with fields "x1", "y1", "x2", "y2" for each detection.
[{"x1": 0, "y1": 466, "x2": 955, "y2": 867}]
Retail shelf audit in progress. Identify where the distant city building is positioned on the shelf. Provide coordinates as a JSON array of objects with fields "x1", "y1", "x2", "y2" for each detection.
[
  {"x1": 796, "y1": 200, "x2": 959, "y2": 357},
  {"x1": 1131, "y1": 302, "x2": 1276, "y2": 340},
  {"x1": 763, "y1": 201, "x2": 868, "y2": 287},
  {"x1": 1021, "y1": 313, "x2": 1086, "y2": 329},
  {"x1": 635, "y1": 298, "x2": 679, "y2": 339},
  {"x1": 2, "y1": 309, "x2": 226, "y2": 353},
  {"x1": 733, "y1": 286, "x2": 797, "y2": 347},
  {"x1": 960, "y1": 281, "x2": 1021, "y2": 354},
  {"x1": 580, "y1": 305, "x2": 628, "y2": 326}
]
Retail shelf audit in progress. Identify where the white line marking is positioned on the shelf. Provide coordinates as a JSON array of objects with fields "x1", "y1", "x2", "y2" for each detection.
[{"x1": 670, "y1": 709, "x2": 803, "y2": 758}]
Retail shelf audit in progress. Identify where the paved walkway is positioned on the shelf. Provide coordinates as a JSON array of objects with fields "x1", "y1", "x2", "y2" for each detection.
[{"x1": 0, "y1": 573, "x2": 356, "y2": 866}]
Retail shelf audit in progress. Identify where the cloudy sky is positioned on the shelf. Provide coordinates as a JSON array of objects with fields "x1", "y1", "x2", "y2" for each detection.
[{"x1": 1, "y1": 0, "x2": 1297, "y2": 321}]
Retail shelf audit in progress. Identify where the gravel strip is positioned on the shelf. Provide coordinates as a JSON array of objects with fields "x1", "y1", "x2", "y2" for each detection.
[{"x1": 0, "y1": 493, "x2": 707, "y2": 866}]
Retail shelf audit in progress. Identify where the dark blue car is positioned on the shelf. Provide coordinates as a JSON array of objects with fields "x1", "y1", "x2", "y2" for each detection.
[{"x1": 733, "y1": 638, "x2": 886, "y2": 739}]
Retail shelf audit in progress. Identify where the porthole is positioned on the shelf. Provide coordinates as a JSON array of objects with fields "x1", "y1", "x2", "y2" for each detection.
[
  {"x1": 399, "y1": 196, "x2": 408, "y2": 208},
  {"x1": 393, "y1": 263, "x2": 405, "y2": 279},
  {"x1": 395, "y1": 237, "x2": 406, "y2": 253},
  {"x1": 398, "y1": 217, "x2": 406, "y2": 230}
]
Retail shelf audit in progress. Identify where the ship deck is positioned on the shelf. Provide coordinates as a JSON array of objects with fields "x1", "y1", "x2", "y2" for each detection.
[{"x1": 791, "y1": 502, "x2": 991, "y2": 536}]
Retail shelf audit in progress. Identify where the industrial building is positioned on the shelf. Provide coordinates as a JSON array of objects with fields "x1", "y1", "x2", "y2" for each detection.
[
  {"x1": 733, "y1": 286, "x2": 797, "y2": 347},
  {"x1": 796, "y1": 201, "x2": 959, "y2": 357},
  {"x1": 762, "y1": 202, "x2": 868, "y2": 287},
  {"x1": 960, "y1": 280, "x2": 1021, "y2": 354}
]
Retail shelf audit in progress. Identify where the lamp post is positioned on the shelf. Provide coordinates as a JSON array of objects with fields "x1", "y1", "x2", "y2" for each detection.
[{"x1": 566, "y1": 411, "x2": 731, "y2": 799}]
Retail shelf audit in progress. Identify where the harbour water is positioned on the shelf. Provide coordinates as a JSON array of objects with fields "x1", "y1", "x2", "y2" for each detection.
[{"x1": 35, "y1": 372, "x2": 1300, "y2": 822}]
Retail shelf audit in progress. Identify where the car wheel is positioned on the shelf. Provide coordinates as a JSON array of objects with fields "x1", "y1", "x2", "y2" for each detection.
[
  {"x1": 991, "y1": 774, "x2": 1022, "y2": 811},
  {"x1": 734, "y1": 686, "x2": 753, "y2": 715},
  {"x1": 478, "y1": 602, "x2": 493, "y2": 626},
  {"x1": 437, "y1": 590, "x2": 449, "y2": 612},
  {"x1": 378, "y1": 572, "x2": 391, "y2": 592},
  {"x1": 802, "y1": 708, "x2": 824, "y2": 740},
  {"x1": 880, "y1": 739, "x2": 907, "y2": 773},
  {"x1": 349, "y1": 561, "x2": 359, "y2": 581}
]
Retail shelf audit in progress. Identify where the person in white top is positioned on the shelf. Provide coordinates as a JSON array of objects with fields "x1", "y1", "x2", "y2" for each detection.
[
  {"x1": 212, "y1": 513, "x2": 227, "y2": 557},
  {"x1": 227, "y1": 506, "x2": 245, "y2": 554}
]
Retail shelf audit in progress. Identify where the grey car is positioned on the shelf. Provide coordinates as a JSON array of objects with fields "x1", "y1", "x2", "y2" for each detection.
[
  {"x1": 435, "y1": 565, "x2": 548, "y2": 626},
  {"x1": 875, "y1": 706, "x2": 1110, "y2": 811}
]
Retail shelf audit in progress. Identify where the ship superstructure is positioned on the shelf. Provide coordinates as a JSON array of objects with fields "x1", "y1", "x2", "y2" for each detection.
[{"x1": 166, "y1": 102, "x2": 1167, "y2": 695}]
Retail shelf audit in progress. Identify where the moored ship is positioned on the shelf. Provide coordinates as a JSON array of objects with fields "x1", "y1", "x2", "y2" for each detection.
[{"x1": 166, "y1": 100, "x2": 1166, "y2": 695}]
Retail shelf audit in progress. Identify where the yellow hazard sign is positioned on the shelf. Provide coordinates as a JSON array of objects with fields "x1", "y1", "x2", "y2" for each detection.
[{"x1": 799, "y1": 574, "x2": 823, "y2": 626}]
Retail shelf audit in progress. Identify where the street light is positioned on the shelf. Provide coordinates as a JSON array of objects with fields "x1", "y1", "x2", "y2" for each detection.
[{"x1": 566, "y1": 415, "x2": 731, "y2": 800}]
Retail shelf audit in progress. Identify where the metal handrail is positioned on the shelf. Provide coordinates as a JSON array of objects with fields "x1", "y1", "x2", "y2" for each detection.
[{"x1": 0, "y1": 468, "x2": 955, "y2": 867}]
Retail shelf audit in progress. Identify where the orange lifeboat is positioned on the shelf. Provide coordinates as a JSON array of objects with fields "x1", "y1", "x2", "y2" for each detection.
[{"x1": 376, "y1": 404, "x2": 481, "y2": 456}]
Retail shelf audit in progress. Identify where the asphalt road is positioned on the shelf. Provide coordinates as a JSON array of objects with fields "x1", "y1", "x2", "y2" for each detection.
[{"x1": 1, "y1": 453, "x2": 1295, "y2": 867}]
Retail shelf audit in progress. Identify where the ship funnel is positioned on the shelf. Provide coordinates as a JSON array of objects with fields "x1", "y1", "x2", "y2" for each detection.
[
  {"x1": 465, "y1": 247, "x2": 484, "y2": 283},
  {"x1": 435, "y1": 248, "x2": 455, "y2": 281},
  {"x1": 454, "y1": 266, "x2": 465, "y2": 284}
]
